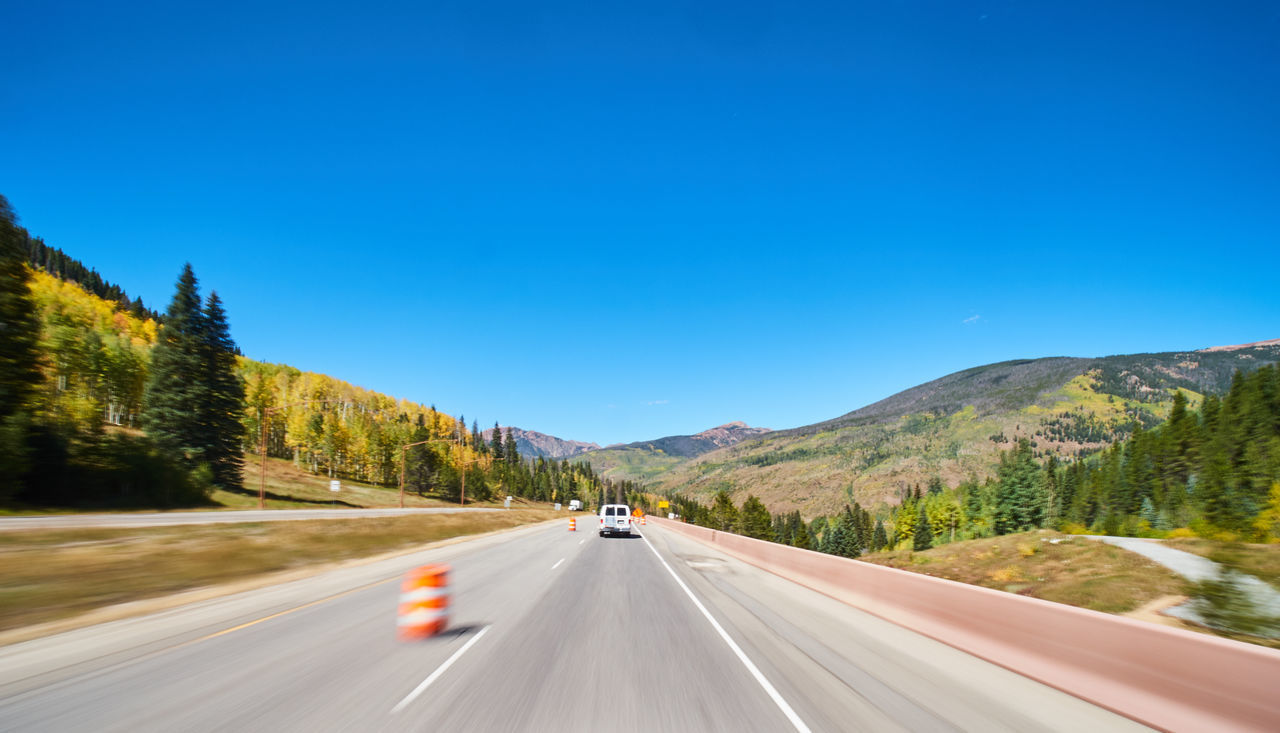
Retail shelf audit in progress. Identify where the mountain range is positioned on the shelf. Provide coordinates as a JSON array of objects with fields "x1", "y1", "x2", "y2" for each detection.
[{"x1": 546, "y1": 342, "x2": 1280, "y2": 517}]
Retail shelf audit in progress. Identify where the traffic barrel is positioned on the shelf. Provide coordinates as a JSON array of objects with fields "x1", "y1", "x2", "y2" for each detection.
[
  {"x1": 641, "y1": 516, "x2": 647, "y2": 526},
  {"x1": 569, "y1": 517, "x2": 576, "y2": 531},
  {"x1": 398, "y1": 564, "x2": 449, "y2": 640}
]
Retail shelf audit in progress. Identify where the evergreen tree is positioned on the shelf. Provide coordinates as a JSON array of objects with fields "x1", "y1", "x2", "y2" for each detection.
[
  {"x1": 823, "y1": 522, "x2": 846, "y2": 556},
  {"x1": 913, "y1": 499, "x2": 932, "y2": 550},
  {"x1": 708, "y1": 489, "x2": 739, "y2": 531},
  {"x1": 1139, "y1": 496, "x2": 1158, "y2": 528},
  {"x1": 994, "y1": 439, "x2": 1045, "y2": 534},
  {"x1": 772, "y1": 513, "x2": 787, "y2": 543},
  {"x1": 504, "y1": 427, "x2": 518, "y2": 464},
  {"x1": 0, "y1": 196, "x2": 41, "y2": 500},
  {"x1": 142, "y1": 264, "x2": 208, "y2": 468},
  {"x1": 201, "y1": 293, "x2": 244, "y2": 488},
  {"x1": 871, "y1": 520, "x2": 888, "y2": 552},
  {"x1": 738, "y1": 495, "x2": 773, "y2": 539},
  {"x1": 491, "y1": 422, "x2": 504, "y2": 460},
  {"x1": 787, "y1": 511, "x2": 812, "y2": 549},
  {"x1": 839, "y1": 505, "x2": 862, "y2": 557},
  {"x1": 962, "y1": 478, "x2": 984, "y2": 535}
]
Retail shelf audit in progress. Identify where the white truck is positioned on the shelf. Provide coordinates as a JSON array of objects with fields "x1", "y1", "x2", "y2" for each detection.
[
  {"x1": 598, "y1": 504, "x2": 632, "y2": 537},
  {"x1": 568, "y1": 499, "x2": 582, "y2": 511}
]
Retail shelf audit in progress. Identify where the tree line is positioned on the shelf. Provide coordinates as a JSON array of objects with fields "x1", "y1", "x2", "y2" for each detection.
[{"x1": 19, "y1": 220, "x2": 160, "y2": 322}]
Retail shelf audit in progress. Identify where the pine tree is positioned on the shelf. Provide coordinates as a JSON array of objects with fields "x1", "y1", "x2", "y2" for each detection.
[
  {"x1": 0, "y1": 196, "x2": 40, "y2": 420},
  {"x1": 995, "y1": 439, "x2": 1045, "y2": 534},
  {"x1": 708, "y1": 489, "x2": 739, "y2": 531},
  {"x1": 200, "y1": 293, "x2": 245, "y2": 488},
  {"x1": 0, "y1": 196, "x2": 42, "y2": 500},
  {"x1": 839, "y1": 505, "x2": 862, "y2": 557},
  {"x1": 143, "y1": 264, "x2": 208, "y2": 467},
  {"x1": 913, "y1": 499, "x2": 932, "y2": 550},
  {"x1": 504, "y1": 427, "x2": 518, "y2": 464},
  {"x1": 787, "y1": 511, "x2": 812, "y2": 549},
  {"x1": 490, "y1": 422, "x2": 504, "y2": 460},
  {"x1": 738, "y1": 495, "x2": 773, "y2": 539},
  {"x1": 872, "y1": 520, "x2": 888, "y2": 552}
]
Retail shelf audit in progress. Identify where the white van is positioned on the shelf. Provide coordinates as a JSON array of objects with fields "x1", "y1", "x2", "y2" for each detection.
[{"x1": 599, "y1": 504, "x2": 632, "y2": 537}]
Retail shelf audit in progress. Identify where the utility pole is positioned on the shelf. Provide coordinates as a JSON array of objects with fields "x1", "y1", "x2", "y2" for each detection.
[{"x1": 400, "y1": 437, "x2": 479, "y2": 508}]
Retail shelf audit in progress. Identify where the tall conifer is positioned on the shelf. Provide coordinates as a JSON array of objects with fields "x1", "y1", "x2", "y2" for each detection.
[
  {"x1": 0, "y1": 196, "x2": 41, "y2": 499},
  {"x1": 202, "y1": 292, "x2": 244, "y2": 488},
  {"x1": 0, "y1": 196, "x2": 41, "y2": 420},
  {"x1": 143, "y1": 264, "x2": 208, "y2": 465},
  {"x1": 913, "y1": 500, "x2": 933, "y2": 550}
]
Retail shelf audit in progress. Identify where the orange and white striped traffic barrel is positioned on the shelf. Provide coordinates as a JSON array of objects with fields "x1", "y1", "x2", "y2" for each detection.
[
  {"x1": 569, "y1": 517, "x2": 576, "y2": 531},
  {"x1": 641, "y1": 516, "x2": 647, "y2": 525},
  {"x1": 397, "y1": 564, "x2": 449, "y2": 640}
]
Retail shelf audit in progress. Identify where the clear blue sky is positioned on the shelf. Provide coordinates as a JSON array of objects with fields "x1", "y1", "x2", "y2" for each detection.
[{"x1": 3, "y1": 2, "x2": 1278, "y2": 445}]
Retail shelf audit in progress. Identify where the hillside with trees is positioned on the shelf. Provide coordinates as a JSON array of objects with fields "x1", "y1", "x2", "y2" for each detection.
[
  {"x1": 660, "y1": 364, "x2": 1280, "y2": 554},
  {"x1": 635, "y1": 346, "x2": 1279, "y2": 517},
  {"x1": 0, "y1": 196, "x2": 638, "y2": 510}
]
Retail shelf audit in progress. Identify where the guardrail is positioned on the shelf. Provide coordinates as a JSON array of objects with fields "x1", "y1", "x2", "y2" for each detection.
[{"x1": 649, "y1": 517, "x2": 1280, "y2": 732}]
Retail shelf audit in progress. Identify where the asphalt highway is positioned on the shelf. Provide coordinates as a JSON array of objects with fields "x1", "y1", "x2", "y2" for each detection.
[
  {"x1": 0, "y1": 518, "x2": 1152, "y2": 732},
  {"x1": 0, "y1": 507, "x2": 497, "y2": 532}
]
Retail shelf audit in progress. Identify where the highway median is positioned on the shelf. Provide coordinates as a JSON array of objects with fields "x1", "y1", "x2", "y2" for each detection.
[{"x1": 0, "y1": 509, "x2": 558, "y2": 642}]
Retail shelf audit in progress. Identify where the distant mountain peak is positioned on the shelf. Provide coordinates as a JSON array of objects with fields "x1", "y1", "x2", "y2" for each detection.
[
  {"x1": 691, "y1": 421, "x2": 770, "y2": 446},
  {"x1": 480, "y1": 426, "x2": 600, "y2": 459},
  {"x1": 584, "y1": 421, "x2": 771, "y2": 470},
  {"x1": 1199, "y1": 339, "x2": 1280, "y2": 353}
]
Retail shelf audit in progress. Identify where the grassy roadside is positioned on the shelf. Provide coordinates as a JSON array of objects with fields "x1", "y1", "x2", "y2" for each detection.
[
  {"x1": 0, "y1": 509, "x2": 556, "y2": 633},
  {"x1": 859, "y1": 530, "x2": 1186, "y2": 614},
  {"x1": 1, "y1": 454, "x2": 503, "y2": 514},
  {"x1": 214, "y1": 453, "x2": 460, "y2": 509}
]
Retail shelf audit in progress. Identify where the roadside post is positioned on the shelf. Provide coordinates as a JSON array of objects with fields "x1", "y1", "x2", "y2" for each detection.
[
  {"x1": 330, "y1": 480, "x2": 340, "y2": 507},
  {"x1": 505, "y1": 495, "x2": 512, "y2": 509}
]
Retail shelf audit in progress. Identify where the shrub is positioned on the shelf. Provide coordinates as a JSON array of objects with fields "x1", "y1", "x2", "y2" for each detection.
[{"x1": 1186, "y1": 571, "x2": 1280, "y2": 639}]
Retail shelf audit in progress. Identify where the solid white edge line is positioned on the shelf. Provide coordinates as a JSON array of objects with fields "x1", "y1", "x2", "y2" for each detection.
[
  {"x1": 579, "y1": 539, "x2": 585, "y2": 545},
  {"x1": 390, "y1": 625, "x2": 491, "y2": 714},
  {"x1": 552, "y1": 558, "x2": 565, "y2": 570},
  {"x1": 639, "y1": 531, "x2": 812, "y2": 733}
]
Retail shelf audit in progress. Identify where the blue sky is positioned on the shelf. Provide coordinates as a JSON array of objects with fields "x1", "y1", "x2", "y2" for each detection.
[{"x1": 3, "y1": 1, "x2": 1278, "y2": 445}]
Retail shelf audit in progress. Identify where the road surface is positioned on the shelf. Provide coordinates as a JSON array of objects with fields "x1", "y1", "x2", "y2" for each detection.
[
  {"x1": 0, "y1": 520, "x2": 1151, "y2": 732},
  {"x1": 0, "y1": 507, "x2": 497, "y2": 532}
]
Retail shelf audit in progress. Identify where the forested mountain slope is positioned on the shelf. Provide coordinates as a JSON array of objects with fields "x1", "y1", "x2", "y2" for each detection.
[
  {"x1": 4, "y1": 216, "x2": 636, "y2": 509},
  {"x1": 643, "y1": 345, "x2": 1280, "y2": 518}
]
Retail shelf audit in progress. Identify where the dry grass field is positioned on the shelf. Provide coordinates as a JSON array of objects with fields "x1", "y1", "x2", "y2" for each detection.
[
  {"x1": 0, "y1": 509, "x2": 556, "y2": 633},
  {"x1": 860, "y1": 530, "x2": 1186, "y2": 614},
  {"x1": 211, "y1": 454, "x2": 460, "y2": 509}
]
